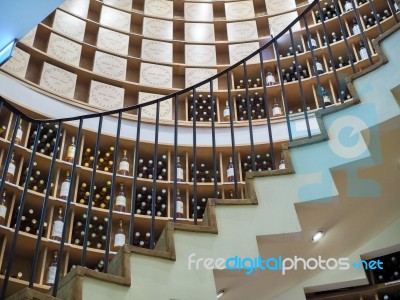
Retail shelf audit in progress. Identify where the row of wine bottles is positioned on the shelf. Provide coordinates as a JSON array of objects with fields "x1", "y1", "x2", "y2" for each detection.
[
  {"x1": 315, "y1": 1, "x2": 342, "y2": 22},
  {"x1": 313, "y1": 0, "x2": 391, "y2": 22},
  {"x1": 281, "y1": 62, "x2": 310, "y2": 83},
  {"x1": 235, "y1": 45, "x2": 370, "y2": 94},
  {"x1": 27, "y1": 122, "x2": 61, "y2": 157},
  {"x1": 189, "y1": 196, "x2": 209, "y2": 219},
  {"x1": 72, "y1": 214, "x2": 110, "y2": 250},
  {"x1": 189, "y1": 161, "x2": 220, "y2": 182},
  {"x1": 188, "y1": 94, "x2": 217, "y2": 122},
  {"x1": 10, "y1": 206, "x2": 48, "y2": 237},
  {"x1": 235, "y1": 69, "x2": 276, "y2": 91},
  {"x1": 371, "y1": 251, "x2": 400, "y2": 299},
  {"x1": 70, "y1": 258, "x2": 105, "y2": 273},
  {"x1": 0, "y1": 250, "x2": 60, "y2": 286},
  {"x1": 373, "y1": 252, "x2": 400, "y2": 284},
  {"x1": 363, "y1": 10, "x2": 392, "y2": 28},
  {"x1": 236, "y1": 93, "x2": 272, "y2": 120},
  {"x1": 134, "y1": 187, "x2": 168, "y2": 217},
  {"x1": 75, "y1": 179, "x2": 113, "y2": 209},
  {"x1": 2, "y1": 150, "x2": 286, "y2": 194},
  {"x1": 0, "y1": 197, "x2": 67, "y2": 242},
  {"x1": 20, "y1": 162, "x2": 54, "y2": 194},
  {"x1": 242, "y1": 153, "x2": 276, "y2": 172},
  {"x1": 279, "y1": 18, "x2": 369, "y2": 58},
  {"x1": 81, "y1": 146, "x2": 116, "y2": 172}
]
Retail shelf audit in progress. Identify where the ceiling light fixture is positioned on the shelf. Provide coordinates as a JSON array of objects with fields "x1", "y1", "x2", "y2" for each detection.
[
  {"x1": 217, "y1": 290, "x2": 225, "y2": 299},
  {"x1": 311, "y1": 230, "x2": 324, "y2": 242}
]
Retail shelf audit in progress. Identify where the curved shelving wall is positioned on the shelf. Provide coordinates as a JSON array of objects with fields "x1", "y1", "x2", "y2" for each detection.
[
  {"x1": 1, "y1": 0, "x2": 395, "y2": 126},
  {"x1": 0, "y1": 0, "x2": 399, "y2": 297}
]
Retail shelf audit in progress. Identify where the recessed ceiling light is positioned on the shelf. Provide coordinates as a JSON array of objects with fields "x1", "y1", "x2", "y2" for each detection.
[
  {"x1": 311, "y1": 230, "x2": 324, "y2": 242},
  {"x1": 217, "y1": 290, "x2": 225, "y2": 299}
]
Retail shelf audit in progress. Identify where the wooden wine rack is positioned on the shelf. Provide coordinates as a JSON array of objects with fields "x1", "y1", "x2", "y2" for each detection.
[
  {"x1": 0, "y1": 0, "x2": 398, "y2": 297},
  {"x1": 0, "y1": 0, "x2": 397, "y2": 125},
  {"x1": 0, "y1": 104, "x2": 288, "y2": 296}
]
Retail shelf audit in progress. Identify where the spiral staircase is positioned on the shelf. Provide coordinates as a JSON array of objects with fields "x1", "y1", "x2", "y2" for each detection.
[
  {"x1": 1, "y1": 20, "x2": 398, "y2": 300},
  {"x1": 1, "y1": 0, "x2": 400, "y2": 298}
]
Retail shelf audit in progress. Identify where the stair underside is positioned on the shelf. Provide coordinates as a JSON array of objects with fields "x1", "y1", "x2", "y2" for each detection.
[{"x1": 6, "y1": 20, "x2": 400, "y2": 300}]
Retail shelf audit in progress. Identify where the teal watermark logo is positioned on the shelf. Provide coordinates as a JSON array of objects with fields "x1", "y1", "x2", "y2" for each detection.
[{"x1": 188, "y1": 253, "x2": 383, "y2": 275}]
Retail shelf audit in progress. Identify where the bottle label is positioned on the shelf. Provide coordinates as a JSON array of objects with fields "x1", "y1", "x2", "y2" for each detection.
[
  {"x1": 176, "y1": 200, "x2": 184, "y2": 214},
  {"x1": 323, "y1": 95, "x2": 331, "y2": 104},
  {"x1": 177, "y1": 168, "x2": 184, "y2": 180},
  {"x1": 227, "y1": 167, "x2": 234, "y2": 178},
  {"x1": 344, "y1": 2, "x2": 353, "y2": 11},
  {"x1": 119, "y1": 161, "x2": 129, "y2": 172},
  {"x1": 52, "y1": 220, "x2": 64, "y2": 238},
  {"x1": 7, "y1": 163, "x2": 16, "y2": 176},
  {"x1": 47, "y1": 266, "x2": 57, "y2": 284},
  {"x1": 308, "y1": 38, "x2": 317, "y2": 49},
  {"x1": 266, "y1": 75, "x2": 275, "y2": 84},
  {"x1": 316, "y1": 62, "x2": 323, "y2": 72},
  {"x1": 116, "y1": 195, "x2": 126, "y2": 207},
  {"x1": 353, "y1": 24, "x2": 360, "y2": 35},
  {"x1": 223, "y1": 108, "x2": 230, "y2": 118},
  {"x1": 67, "y1": 146, "x2": 75, "y2": 158},
  {"x1": 359, "y1": 48, "x2": 368, "y2": 60},
  {"x1": 0, "y1": 205, "x2": 7, "y2": 219},
  {"x1": 16, "y1": 129, "x2": 23, "y2": 141},
  {"x1": 114, "y1": 233, "x2": 126, "y2": 247},
  {"x1": 272, "y1": 106, "x2": 282, "y2": 117},
  {"x1": 60, "y1": 182, "x2": 70, "y2": 197},
  {"x1": 279, "y1": 163, "x2": 286, "y2": 170}
]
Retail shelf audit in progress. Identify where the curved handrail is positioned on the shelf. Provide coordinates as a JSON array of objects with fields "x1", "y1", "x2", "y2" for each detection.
[
  {"x1": 0, "y1": 0, "x2": 398, "y2": 297},
  {"x1": 1, "y1": 0, "x2": 320, "y2": 123}
]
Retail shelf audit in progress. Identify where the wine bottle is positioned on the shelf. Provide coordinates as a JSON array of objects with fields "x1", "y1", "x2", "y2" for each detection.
[
  {"x1": 115, "y1": 183, "x2": 127, "y2": 212},
  {"x1": 114, "y1": 219, "x2": 125, "y2": 247},
  {"x1": 314, "y1": 58, "x2": 324, "y2": 75},
  {"x1": 296, "y1": 44, "x2": 303, "y2": 53},
  {"x1": 65, "y1": 136, "x2": 76, "y2": 163},
  {"x1": 272, "y1": 98, "x2": 282, "y2": 117},
  {"x1": 0, "y1": 190, "x2": 8, "y2": 225},
  {"x1": 176, "y1": 156, "x2": 184, "y2": 182},
  {"x1": 14, "y1": 119, "x2": 23, "y2": 145},
  {"x1": 287, "y1": 46, "x2": 293, "y2": 57},
  {"x1": 279, "y1": 152, "x2": 286, "y2": 170},
  {"x1": 175, "y1": 189, "x2": 184, "y2": 218},
  {"x1": 227, "y1": 157, "x2": 235, "y2": 182},
  {"x1": 344, "y1": 0, "x2": 353, "y2": 12},
  {"x1": 6, "y1": 152, "x2": 16, "y2": 182},
  {"x1": 96, "y1": 260, "x2": 104, "y2": 272},
  {"x1": 352, "y1": 18, "x2": 361, "y2": 35},
  {"x1": 46, "y1": 251, "x2": 58, "y2": 285},
  {"x1": 321, "y1": 86, "x2": 332, "y2": 106},
  {"x1": 266, "y1": 68, "x2": 276, "y2": 86},
  {"x1": 223, "y1": 101, "x2": 230, "y2": 121},
  {"x1": 307, "y1": 35, "x2": 318, "y2": 50},
  {"x1": 0, "y1": 125, "x2": 6, "y2": 137},
  {"x1": 60, "y1": 170, "x2": 71, "y2": 200},
  {"x1": 51, "y1": 206, "x2": 64, "y2": 241},
  {"x1": 118, "y1": 150, "x2": 129, "y2": 175},
  {"x1": 359, "y1": 41, "x2": 369, "y2": 60}
]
